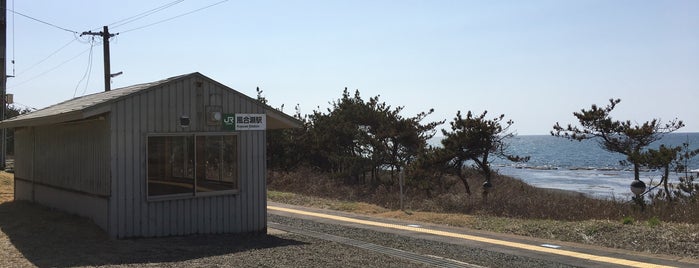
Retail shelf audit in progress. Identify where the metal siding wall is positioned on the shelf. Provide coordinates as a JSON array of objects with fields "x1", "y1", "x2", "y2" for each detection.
[
  {"x1": 145, "y1": 88, "x2": 157, "y2": 237},
  {"x1": 13, "y1": 127, "x2": 34, "y2": 201},
  {"x1": 13, "y1": 127, "x2": 34, "y2": 185},
  {"x1": 116, "y1": 100, "x2": 127, "y2": 237},
  {"x1": 225, "y1": 92, "x2": 242, "y2": 233},
  {"x1": 134, "y1": 95, "x2": 144, "y2": 236},
  {"x1": 13, "y1": 120, "x2": 111, "y2": 235},
  {"x1": 109, "y1": 113, "x2": 118, "y2": 238},
  {"x1": 32, "y1": 119, "x2": 109, "y2": 196},
  {"x1": 109, "y1": 76, "x2": 267, "y2": 238},
  {"x1": 138, "y1": 94, "x2": 148, "y2": 236},
  {"x1": 239, "y1": 97, "x2": 249, "y2": 232}
]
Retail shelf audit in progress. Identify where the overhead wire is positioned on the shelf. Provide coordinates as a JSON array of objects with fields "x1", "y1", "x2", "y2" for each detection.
[
  {"x1": 81, "y1": 41, "x2": 95, "y2": 96},
  {"x1": 16, "y1": 38, "x2": 77, "y2": 77},
  {"x1": 9, "y1": 0, "x2": 229, "y2": 99},
  {"x1": 107, "y1": 0, "x2": 185, "y2": 30},
  {"x1": 6, "y1": 8, "x2": 78, "y2": 34},
  {"x1": 8, "y1": 46, "x2": 94, "y2": 90},
  {"x1": 73, "y1": 37, "x2": 96, "y2": 98},
  {"x1": 120, "y1": 0, "x2": 229, "y2": 34},
  {"x1": 6, "y1": 4, "x2": 100, "y2": 91}
]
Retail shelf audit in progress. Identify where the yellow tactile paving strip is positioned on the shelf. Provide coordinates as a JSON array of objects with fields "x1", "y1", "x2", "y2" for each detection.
[{"x1": 268, "y1": 205, "x2": 675, "y2": 268}]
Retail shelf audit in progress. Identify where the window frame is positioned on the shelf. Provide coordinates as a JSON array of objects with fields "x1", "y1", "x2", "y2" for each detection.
[{"x1": 146, "y1": 132, "x2": 240, "y2": 201}]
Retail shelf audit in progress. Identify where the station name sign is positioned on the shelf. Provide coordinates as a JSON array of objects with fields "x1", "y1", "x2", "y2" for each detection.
[{"x1": 222, "y1": 113, "x2": 266, "y2": 131}]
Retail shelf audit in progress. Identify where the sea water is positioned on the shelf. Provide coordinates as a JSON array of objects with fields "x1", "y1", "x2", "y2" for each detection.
[
  {"x1": 497, "y1": 133, "x2": 699, "y2": 199},
  {"x1": 433, "y1": 133, "x2": 699, "y2": 200}
]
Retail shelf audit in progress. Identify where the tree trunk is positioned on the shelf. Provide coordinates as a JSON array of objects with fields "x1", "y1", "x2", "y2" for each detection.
[
  {"x1": 483, "y1": 165, "x2": 492, "y2": 183},
  {"x1": 633, "y1": 163, "x2": 640, "y2": 181},
  {"x1": 663, "y1": 165, "x2": 672, "y2": 202},
  {"x1": 458, "y1": 171, "x2": 471, "y2": 195}
]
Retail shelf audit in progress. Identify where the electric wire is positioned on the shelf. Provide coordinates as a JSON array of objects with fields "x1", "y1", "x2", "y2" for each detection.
[
  {"x1": 8, "y1": 46, "x2": 94, "y2": 90},
  {"x1": 81, "y1": 43, "x2": 94, "y2": 96},
  {"x1": 73, "y1": 38, "x2": 95, "y2": 98},
  {"x1": 9, "y1": 0, "x2": 227, "y2": 99},
  {"x1": 16, "y1": 38, "x2": 77, "y2": 77},
  {"x1": 6, "y1": 8, "x2": 78, "y2": 34},
  {"x1": 120, "y1": 0, "x2": 229, "y2": 34},
  {"x1": 74, "y1": 32, "x2": 101, "y2": 45},
  {"x1": 106, "y1": 0, "x2": 185, "y2": 30}
]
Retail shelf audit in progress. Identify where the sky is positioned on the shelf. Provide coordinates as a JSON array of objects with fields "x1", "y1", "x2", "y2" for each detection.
[{"x1": 4, "y1": 0, "x2": 698, "y2": 135}]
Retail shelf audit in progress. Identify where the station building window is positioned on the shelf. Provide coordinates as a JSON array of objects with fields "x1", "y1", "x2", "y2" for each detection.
[{"x1": 147, "y1": 134, "x2": 238, "y2": 198}]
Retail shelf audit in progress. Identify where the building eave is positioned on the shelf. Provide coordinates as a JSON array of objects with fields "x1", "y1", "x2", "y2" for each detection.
[{"x1": 0, "y1": 110, "x2": 84, "y2": 128}]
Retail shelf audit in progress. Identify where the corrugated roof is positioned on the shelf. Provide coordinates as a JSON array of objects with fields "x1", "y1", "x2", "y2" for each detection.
[{"x1": 0, "y1": 73, "x2": 302, "y2": 129}]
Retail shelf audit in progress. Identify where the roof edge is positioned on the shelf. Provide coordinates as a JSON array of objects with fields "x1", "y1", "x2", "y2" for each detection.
[{"x1": 0, "y1": 111, "x2": 83, "y2": 128}]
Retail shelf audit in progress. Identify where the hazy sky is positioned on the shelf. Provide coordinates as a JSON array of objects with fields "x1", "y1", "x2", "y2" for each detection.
[{"x1": 5, "y1": 0, "x2": 698, "y2": 135}]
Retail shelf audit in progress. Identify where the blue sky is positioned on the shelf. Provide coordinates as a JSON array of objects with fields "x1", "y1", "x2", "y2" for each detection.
[{"x1": 6, "y1": 0, "x2": 698, "y2": 135}]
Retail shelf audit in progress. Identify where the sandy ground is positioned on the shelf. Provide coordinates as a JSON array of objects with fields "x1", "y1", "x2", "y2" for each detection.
[
  {"x1": 0, "y1": 172, "x2": 432, "y2": 268},
  {"x1": 0, "y1": 200, "x2": 434, "y2": 268}
]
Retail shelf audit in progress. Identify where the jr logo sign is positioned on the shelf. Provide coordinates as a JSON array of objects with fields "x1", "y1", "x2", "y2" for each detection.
[
  {"x1": 222, "y1": 114, "x2": 236, "y2": 131},
  {"x1": 222, "y1": 114, "x2": 266, "y2": 131}
]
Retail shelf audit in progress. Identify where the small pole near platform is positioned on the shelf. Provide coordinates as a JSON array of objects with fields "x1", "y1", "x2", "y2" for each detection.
[
  {"x1": 399, "y1": 169, "x2": 404, "y2": 211},
  {"x1": 1, "y1": 0, "x2": 8, "y2": 170}
]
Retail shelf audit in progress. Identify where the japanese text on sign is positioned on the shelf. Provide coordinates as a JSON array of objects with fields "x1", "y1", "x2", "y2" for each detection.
[{"x1": 223, "y1": 113, "x2": 265, "y2": 130}]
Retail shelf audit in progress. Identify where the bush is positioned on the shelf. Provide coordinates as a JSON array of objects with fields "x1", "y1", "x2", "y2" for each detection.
[{"x1": 647, "y1": 217, "x2": 661, "y2": 228}]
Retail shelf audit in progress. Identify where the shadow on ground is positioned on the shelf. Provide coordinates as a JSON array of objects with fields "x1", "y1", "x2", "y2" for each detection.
[{"x1": 0, "y1": 201, "x2": 305, "y2": 267}]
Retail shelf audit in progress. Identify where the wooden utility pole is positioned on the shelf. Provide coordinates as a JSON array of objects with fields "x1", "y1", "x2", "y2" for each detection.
[
  {"x1": 81, "y1": 26, "x2": 115, "y2": 92},
  {"x1": 1, "y1": 0, "x2": 7, "y2": 170}
]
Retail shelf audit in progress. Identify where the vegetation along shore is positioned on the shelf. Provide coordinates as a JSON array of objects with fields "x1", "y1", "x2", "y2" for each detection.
[{"x1": 262, "y1": 91, "x2": 699, "y2": 258}]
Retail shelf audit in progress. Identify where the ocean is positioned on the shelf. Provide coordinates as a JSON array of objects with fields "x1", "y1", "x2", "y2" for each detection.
[{"x1": 433, "y1": 133, "x2": 699, "y2": 200}]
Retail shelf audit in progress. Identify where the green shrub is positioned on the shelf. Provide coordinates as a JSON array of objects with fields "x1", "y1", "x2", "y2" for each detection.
[
  {"x1": 621, "y1": 216, "x2": 634, "y2": 225},
  {"x1": 647, "y1": 216, "x2": 661, "y2": 228}
]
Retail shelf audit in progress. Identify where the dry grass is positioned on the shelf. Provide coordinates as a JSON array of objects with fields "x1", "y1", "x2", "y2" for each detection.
[
  {"x1": 269, "y1": 167, "x2": 699, "y2": 223},
  {"x1": 268, "y1": 169, "x2": 699, "y2": 259},
  {"x1": 0, "y1": 172, "x2": 13, "y2": 203}
]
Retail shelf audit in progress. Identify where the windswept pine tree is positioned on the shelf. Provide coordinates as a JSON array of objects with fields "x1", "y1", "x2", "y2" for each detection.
[
  {"x1": 438, "y1": 111, "x2": 529, "y2": 199},
  {"x1": 265, "y1": 88, "x2": 443, "y2": 186},
  {"x1": 552, "y1": 98, "x2": 684, "y2": 183}
]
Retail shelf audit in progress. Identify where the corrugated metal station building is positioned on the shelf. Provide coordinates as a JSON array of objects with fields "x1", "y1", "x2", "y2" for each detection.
[{"x1": 0, "y1": 72, "x2": 301, "y2": 238}]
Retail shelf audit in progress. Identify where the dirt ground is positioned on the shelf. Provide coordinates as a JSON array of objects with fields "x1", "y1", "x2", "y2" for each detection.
[
  {"x1": 0, "y1": 172, "x2": 12, "y2": 203},
  {"x1": 0, "y1": 172, "x2": 429, "y2": 268},
  {"x1": 2, "y1": 171, "x2": 697, "y2": 267}
]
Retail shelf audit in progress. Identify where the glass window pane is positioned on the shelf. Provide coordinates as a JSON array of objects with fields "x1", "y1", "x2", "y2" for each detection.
[
  {"x1": 196, "y1": 135, "x2": 238, "y2": 193},
  {"x1": 148, "y1": 136, "x2": 194, "y2": 196},
  {"x1": 221, "y1": 135, "x2": 238, "y2": 186}
]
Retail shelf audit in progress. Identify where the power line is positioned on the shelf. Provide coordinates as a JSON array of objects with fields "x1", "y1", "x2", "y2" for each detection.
[
  {"x1": 73, "y1": 38, "x2": 95, "y2": 98},
  {"x1": 108, "y1": 0, "x2": 185, "y2": 29},
  {"x1": 8, "y1": 46, "x2": 94, "y2": 90},
  {"x1": 121, "y1": 0, "x2": 229, "y2": 34},
  {"x1": 16, "y1": 38, "x2": 77, "y2": 77},
  {"x1": 80, "y1": 26, "x2": 115, "y2": 92},
  {"x1": 6, "y1": 8, "x2": 78, "y2": 34}
]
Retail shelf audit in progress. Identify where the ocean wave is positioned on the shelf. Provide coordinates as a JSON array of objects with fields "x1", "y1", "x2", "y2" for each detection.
[{"x1": 500, "y1": 164, "x2": 667, "y2": 173}]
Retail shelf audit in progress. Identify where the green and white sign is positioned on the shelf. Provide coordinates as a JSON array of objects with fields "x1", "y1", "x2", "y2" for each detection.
[{"x1": 222, "y1": 113, "x2": 266, "y2": 131}]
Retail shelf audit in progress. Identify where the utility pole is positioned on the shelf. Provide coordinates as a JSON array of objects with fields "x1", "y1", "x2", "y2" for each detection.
[
  {"x1": 1, "y1": 0, "x2": 7, "y2": 170},
  {"x1": 81, "y1": 26, "x2": 115, "y2": 92}
]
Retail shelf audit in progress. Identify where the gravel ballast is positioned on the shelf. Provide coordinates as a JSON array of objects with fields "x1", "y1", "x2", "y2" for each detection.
[
  {"x1": 1, "y1": 200, "x2": 571, "y2": 267},
  {"x1": 269, "y1": 214, "x2": 576, "y2": 268}
]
